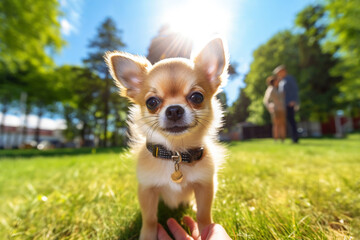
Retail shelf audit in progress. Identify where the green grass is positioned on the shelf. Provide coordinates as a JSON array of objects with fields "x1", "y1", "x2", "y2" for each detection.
[{"x1": 1, "y1": 134, "x2": 359, "y2": 239}]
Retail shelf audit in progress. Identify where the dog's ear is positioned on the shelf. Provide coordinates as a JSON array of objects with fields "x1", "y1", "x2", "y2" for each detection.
[
  {"x1": 194, "y1": 38, "x2": 228, "y2": 92},
  {"x1": 105, "y1": 52, "x2": 151, "y2": 100}
]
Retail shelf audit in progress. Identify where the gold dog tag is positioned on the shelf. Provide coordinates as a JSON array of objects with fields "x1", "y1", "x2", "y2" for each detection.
[
  {"x1": 171, "y1": 170, "x2": 183, "y2": 183},
  {"x1": 171, "y1": 151, "x2": 183, "y2": 183}
]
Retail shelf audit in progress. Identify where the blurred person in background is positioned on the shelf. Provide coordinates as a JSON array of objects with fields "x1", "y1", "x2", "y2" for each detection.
[
  {"x1": 273, "y1": 65, "x2": 300, "y2": 143},
  {"x1": 263, "y1": 75, "x2": 286, "y2": 142}
]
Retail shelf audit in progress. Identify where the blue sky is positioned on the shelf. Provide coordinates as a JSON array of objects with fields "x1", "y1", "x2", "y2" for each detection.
[{"x1": 56, "y1": 0, "x2": 316, "y2": 105}]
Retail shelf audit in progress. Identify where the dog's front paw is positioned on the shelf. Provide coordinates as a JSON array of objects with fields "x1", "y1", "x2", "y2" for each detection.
[
  {"x1": 198, "y1": 219, "x2": 212, "y2": 233},
  {"x1": 139, "y1": 225, "x2": 157, "y2": 240}
]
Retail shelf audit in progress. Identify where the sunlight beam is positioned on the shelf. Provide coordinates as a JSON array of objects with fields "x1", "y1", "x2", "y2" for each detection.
[{"x1": 160, "y1": 0, "x2": 232, "y2": 52}]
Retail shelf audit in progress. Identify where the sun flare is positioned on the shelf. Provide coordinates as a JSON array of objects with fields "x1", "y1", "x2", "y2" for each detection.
[{"x1": 161, "y1": 0, "x2": 232, "y2": 52}]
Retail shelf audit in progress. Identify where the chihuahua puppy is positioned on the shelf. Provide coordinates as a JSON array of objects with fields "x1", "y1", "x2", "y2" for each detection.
[{"x1": 105, "y1": 38, "x2": 228, "y2": 240}]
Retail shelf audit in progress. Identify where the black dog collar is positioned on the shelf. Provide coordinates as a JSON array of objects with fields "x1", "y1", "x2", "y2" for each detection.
[{"x1": 146, "y1": 143, "x2": 204, "y2": 163}]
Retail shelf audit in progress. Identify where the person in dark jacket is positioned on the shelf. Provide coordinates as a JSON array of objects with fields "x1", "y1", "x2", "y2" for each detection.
[{"x1": 273, "y1": 65, "x2": 300, "y2": 143}]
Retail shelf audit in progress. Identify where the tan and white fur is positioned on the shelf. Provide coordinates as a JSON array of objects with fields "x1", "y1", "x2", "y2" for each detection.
[{"x1": 105, "y1": 38, "x2": 228, "y2": 240}]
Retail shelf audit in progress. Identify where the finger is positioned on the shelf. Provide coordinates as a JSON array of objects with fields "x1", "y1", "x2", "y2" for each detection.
[
  {"x1": 167, "y1": 218, "x2": 192, "y2": 240},
  {"x1": 182, "y1": 216, "x2": 200, "y2": 239},
  {"x1": 157, "y1": 223, "x2": 173, "y2": 240}
]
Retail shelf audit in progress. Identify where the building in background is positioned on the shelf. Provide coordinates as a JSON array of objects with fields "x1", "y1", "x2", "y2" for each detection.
[{"x1": 0, "y1": 125, "x2": 65, "y2": 149}]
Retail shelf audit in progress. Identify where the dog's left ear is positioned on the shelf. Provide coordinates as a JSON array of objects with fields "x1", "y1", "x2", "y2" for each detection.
[{"x1": 194, "y1": 38, "x2": 228, "y2": 91}]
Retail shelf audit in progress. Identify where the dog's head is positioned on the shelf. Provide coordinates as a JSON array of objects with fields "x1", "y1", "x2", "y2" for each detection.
[{"x1": 105, "y1": 38, "x2": 228, "y2": 141}]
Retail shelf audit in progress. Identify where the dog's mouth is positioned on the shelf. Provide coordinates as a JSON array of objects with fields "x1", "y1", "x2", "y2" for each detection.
[
  {"x1": 162, "y1": 121, "x2": 198, "y2": 134},
  {"x1": 164, "y1": 125, "x2": 189, "y2": 133}
]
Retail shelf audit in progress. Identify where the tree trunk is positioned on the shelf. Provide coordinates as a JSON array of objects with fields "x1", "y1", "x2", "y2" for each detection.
[
  {"x1": 93, "y1": 115, "x2": 100, "y2": 147},
  {"x1": 80, "y1": 120, "x2": 88, "y2": 147},
  {"x1": 0, "y1": 103, "x2": 8, "y2": 147},
  {"x1": 21, "y1": 115, "x2": 29, "y2": 144},
  {"x1": 20, "y1": 104, "x2": 31, "y2": 145},
  {"x1": 35, "y1": 107, "x2": 44, "y2": 143}
]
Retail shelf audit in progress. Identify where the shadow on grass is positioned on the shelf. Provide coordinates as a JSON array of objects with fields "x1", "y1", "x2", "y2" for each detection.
[
  {"x1": 117, "y1": 201, "x2": 191, "y2": 240},
  {"x1": 117, "y1": 212, "x2": 142, "y2": 240},
  {"x1": 0, "y1": 147, "x2": 127, "y2": 159}
]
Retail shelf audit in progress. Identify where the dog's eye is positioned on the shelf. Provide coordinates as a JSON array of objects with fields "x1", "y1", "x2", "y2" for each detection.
[
  {"x1": 188, "y1": 92, "x2": 204, "y2": 104},
  {"x1": 146, "y1": 97, "x2": 161, "y2": 110}
]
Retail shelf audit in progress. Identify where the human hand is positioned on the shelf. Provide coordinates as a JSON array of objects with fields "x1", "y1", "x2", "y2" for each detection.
[{"x1": 157, "y1": 216, "x2": 231, "y2": 240}]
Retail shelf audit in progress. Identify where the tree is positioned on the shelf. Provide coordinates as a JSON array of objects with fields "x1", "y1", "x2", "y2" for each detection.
[
  {"x1": 0, "y1": 0, "x2": 63, "y2": 145},
  {"x1": 53, "y1": 66, "x2": 103, "y2": 145},
  {"x1": 26, "y1": 70, "x2": 61, "y2": 142},
  {"x1": 225, "y1": 88, "x2": 251, "y2": 130},
  {"x1": 84, "y1": 17, "x2": 126, "y2": 147},
  {"x1": 295, "y1": 4, "x2": 342, "y2": 121},
  {"x1": 0, "y1": 0, "x2": 62, "y2": 72},
  {"x1": 325, "y1": 0, "x2": 360, "y2": 116},
  {"x1": 108, "y1": 91, "x2": 130, "y2": 146},
  {"x1": 0, "y1": 73, "x2": 22, "y2": 140}
]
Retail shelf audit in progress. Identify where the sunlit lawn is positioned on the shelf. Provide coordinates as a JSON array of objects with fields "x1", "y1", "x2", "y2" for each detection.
[{"x1": 0, "y1": 134, "x2": 359, "y2": 239}]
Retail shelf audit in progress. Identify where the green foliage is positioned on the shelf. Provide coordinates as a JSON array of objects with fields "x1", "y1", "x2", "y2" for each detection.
[
  {"x1": 1, "y1": 134, "x2": 359, "y2": 239},
  {"x1": 295, "y1": 4, "x2": 342, "y2": 121},
  {"x1": 225, "y1": 88, "x2": 251, "y2": 129},
  {"x1": 52, "y1": 66, "x2": 104, "y2": 142},
  {"x1": 325, "y1": 0, "x2": 360, "y2": 115},
  {"x1": 0, "y1": 0, "x2": 63, "y2": 73}
]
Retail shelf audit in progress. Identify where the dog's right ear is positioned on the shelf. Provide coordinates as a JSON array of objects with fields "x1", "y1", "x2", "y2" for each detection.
[{"x1": 105, "y1": 52, "x2": 151, "y2": 100}]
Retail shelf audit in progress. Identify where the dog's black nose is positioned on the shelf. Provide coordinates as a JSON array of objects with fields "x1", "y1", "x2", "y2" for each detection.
[{"x1": 166, "y1": 105, "x2": 184, "y2": 121}]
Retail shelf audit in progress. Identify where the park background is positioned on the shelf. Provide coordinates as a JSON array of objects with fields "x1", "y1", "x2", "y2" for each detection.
[{"x1": 0, "y1": 0, "x2": 359, "y2": 239}]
